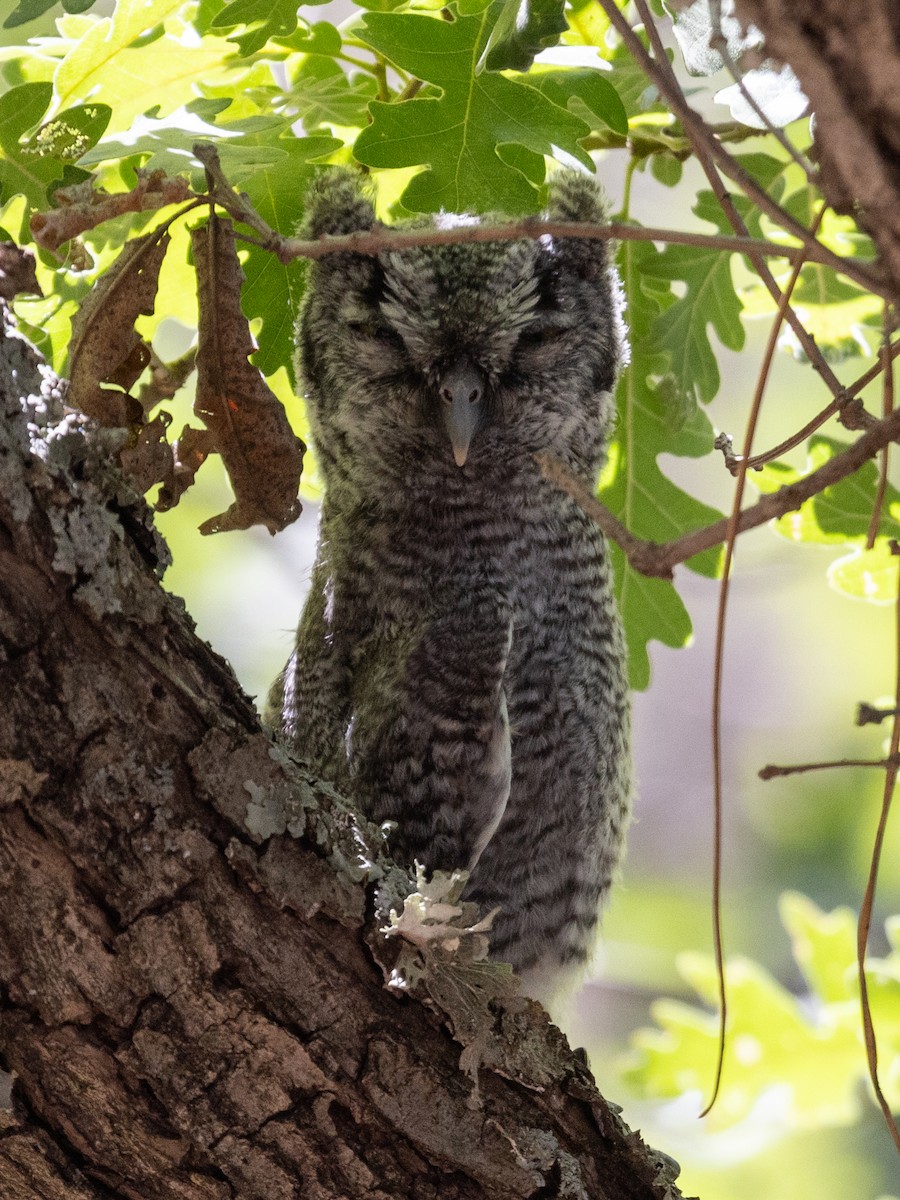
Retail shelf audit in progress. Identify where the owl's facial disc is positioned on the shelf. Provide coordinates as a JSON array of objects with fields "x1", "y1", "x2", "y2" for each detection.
[{"x1": 438, "y1": 358, "x2": 486, "y2": 467}]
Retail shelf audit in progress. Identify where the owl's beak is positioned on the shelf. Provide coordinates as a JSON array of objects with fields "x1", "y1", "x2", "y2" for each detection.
[{"x1": 438, "y1": 359, "x2": 486, "y2": 467}]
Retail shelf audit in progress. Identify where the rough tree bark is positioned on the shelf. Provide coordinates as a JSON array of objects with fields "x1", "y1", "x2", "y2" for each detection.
[
  {"x1": 0, "y1": 317, "x2": 687, "y2": 1199},
  {"x1": 735, "y1": 0, "x2": 900, "y2": 299}
]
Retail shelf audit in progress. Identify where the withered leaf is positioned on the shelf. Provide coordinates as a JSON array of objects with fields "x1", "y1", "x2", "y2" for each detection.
[
  {"x1": 156, "y1": 425, "x2": 216, "y2": 513},
  {"x1": 192, "y1": 217, "x2": 304, "y2": 536},
  {"x1": 67, "y1": 228, "x2": 169, "y2": 427},
  {"x1": 0, "y1": 243, "x2": 42, "y2": 301},
  {"x1": 119, "y1": 411, "x2": 173, "y2": 497},
  {"x1": 30, "y1": 170, "x2": 193, "y2": 253},
  {"x1": 136, "y1": 349, "x2": 196, "y2": 417}
]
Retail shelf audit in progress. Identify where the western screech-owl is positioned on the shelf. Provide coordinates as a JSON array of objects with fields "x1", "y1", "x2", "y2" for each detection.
[{"x1": 268, "y1": 169, "x2": 632, "y2": 1002}]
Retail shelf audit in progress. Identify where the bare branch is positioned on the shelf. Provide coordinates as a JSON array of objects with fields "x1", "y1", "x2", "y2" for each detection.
[
  {"x1": 189, "y1": 141, "x2": 872, "y2": 278},
  {"x1": 759, "y1": 755, "x2": 900, "y2": 779},
  {"x1": 598, "y1": 0, "x2": 886, "y2": 298},
  {"x1": 538, "y1": 404, "x2": 900, "y2": 578},
  {"x1": 622, "y1": 0, "x2": 851, "y2": 406},
  {"x1": 280, "y1": 221, "x2": 848, "y2": 267}
]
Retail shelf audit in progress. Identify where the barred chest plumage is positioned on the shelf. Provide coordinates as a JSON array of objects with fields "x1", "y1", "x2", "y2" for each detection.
[{"x1": 268, "y1": 167, "x2": 632, "y2": 1009}]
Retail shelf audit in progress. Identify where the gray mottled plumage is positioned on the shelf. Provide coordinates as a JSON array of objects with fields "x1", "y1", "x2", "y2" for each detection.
[{"x1": 268, "y1": 169, "x2": 632, "y2": 1000}]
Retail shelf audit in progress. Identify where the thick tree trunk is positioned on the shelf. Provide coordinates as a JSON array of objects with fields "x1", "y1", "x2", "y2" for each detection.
[
  {"x1": 736, "y1": 0, "x2": 900, "y2": 298},
  {"x1": 0, "y1": 315, "x2": 687, "y2": 1199}
]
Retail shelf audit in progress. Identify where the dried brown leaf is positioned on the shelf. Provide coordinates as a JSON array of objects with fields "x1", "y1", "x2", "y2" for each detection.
[
  {"x1": 67, "y1": 228, "x2": 169, "y2": 427},
  {"x1": 0, "y1": 243, "x2": 42, "y2": 301},
  {"x1": 136, "y1": 349, "x2": 196, "y2": 417},
  {"x1": 119, "y1": 411, "x2": 174, "y2": 496},
  {"x1": 30, "y1": 170, "x2": 193, "y2": 253},
  {"x1": 156, "y1": 425, "x2": 216, "y2": 513},
  {"x1": 191, "y1": 217, "x2": 304, "y2": 536}
]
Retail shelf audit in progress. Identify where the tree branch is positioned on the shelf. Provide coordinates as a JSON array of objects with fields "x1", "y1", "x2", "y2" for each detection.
[
  {"x1": 597, "y1": 0, "x2": 886, "y2": 299},
  {"x1": 735, "y1": 0, "x2": 900, "y2": 299},
  {"x1": 0, "y1": 316, "x2": 689, "y2": 1198},
  {"x1": 190, "y1": 140, "x2": 869, "y2": 276},
  {"x1": 537, "y1": 403, "x2": 900, "y2": 579}
]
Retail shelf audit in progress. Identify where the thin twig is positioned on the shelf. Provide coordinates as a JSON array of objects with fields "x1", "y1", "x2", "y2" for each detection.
[
  {"x1": 856, "y1": 545, "x2": 900, "y2": 1154},
  {"x1": 193, "y1": 142, "x2": 285, "y2": 254},
  {"x1": 191, "y1": 140, "x2": 873, "y2": 277},
  {"x1": 759, "y1": 755, "x2": 900, "y2": 780},
  {"x1": 600, "y1": 0, "x2": 884, "y2": 298},
  {"x1": 707, "y1": 0, "x2": 815, "y2": 179},
  {"x1": 396, "y1": 77, "x2": 424, "y2": 102},
  {"x1": 538, "y1": 406, "x2": 900, "y2": 577},
  {"x1": 857, "y1": 702, "x2": 900, "y2": 726},
  {"x1": 731, "y1": 340, "x2": 900, "y2": 473},
  {"x1": 866, "y1": 309, "x2": 894, "y2": 548},
  {"x1": 279, "y1": 220, "x2": 851, "y2": 268}
]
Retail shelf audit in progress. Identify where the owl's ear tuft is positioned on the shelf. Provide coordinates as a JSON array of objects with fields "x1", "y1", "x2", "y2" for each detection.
[
  {"x1": 544, "y1": 171, "x2": 611, "y2": 280},
  {"x1": 545, "y1": 170, "x2": 609, "y2": 225},
  {"x1": 301, "y1": 168, "x2": 378, "y2": 239}
]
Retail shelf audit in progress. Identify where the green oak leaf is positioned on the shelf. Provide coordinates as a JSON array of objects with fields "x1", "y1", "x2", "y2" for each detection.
[
  {"x1": 273, "y1": 20, "x2": 342, "y2": 54},
  {"x1": 0, "y1": 82, "x2": 111, "y2": 212},
  {"x1": 756, "y1": 435, "x2": 900, "y2": 603},
  {"x1": 600, "y1": 236, "x2": 722, "y2": 690},
  {"x1": 353, "y1": 2, "x2": 597, "y2": 213},
  {"x1": 479, "y1": 0, "x2": 568, "y2": 73},
  {"x1": 639, "y1": 189, "x2": 757, "y2": 405},
  {"x1": 781, "y1": 892, "x2": 857, "y2": 1008},
  {"x1": 649, "y1": 152, "x2": 682, "y2": 186},
  {"x1": 209, "y1": 0, "x2": 330, "y2": 56},
  {"x1": 4, "y1": 0, "x2": 98, "y2": 27},
  {"x1": 623, "y1": 894, "x2": 899, "y2": 1127},
  {"x1": 602, "y1": 31, "x2": 670, "y2": 118},
  {"x1": 240, "y1": 136, "x2": 341, "y2": 381},
  {"x1": 288, "y1": 57, "x2": 378, "y2": 131},
  {"x1": 526, "y1": 67, "x2": 628, "y2": 136}
]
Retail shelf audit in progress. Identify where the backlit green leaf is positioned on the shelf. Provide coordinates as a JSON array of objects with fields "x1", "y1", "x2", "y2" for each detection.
[
  {"x1": 354, "y1": 3, "x2": 597, "y2": 213},
  {"x1": 600, "y1": 236, "x2": 723, "y2": 689},
  {"x1": 240, "y1": 136, "x2": 342, "y2": 380},
  {"x1": 623, "y1": 895, "x2": 899, "y2": 1128},
  {"x1": 480, "y1": 0, "x2": 568, "y2": 73},
  {"x1": 288, "y1": 56, "x2": 378, "y2": 131},
  {"x1": 527, "y1": 66, "x2": 628, "y2": 136},
  {"x1": 53, "y1": 0, "x2": 240, "y2": 131},
  {"x1": 4, "y1": 0, "x2": 98, "y2": 28},
  {"x1": 210, "y1": 0, "x2": 330, "y2": 56},
  {"x1": 757, "y1": 436, "x2": 900, "y2": 602}
]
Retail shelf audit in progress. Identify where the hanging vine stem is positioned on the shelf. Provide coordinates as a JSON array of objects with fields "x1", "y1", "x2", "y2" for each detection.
[
  {"x1": 699, "y1": 203, "x2": 826, "y2": 1117},
  {"x1": 857, "y1": 544, "x2": 900, "y2": 1154}
]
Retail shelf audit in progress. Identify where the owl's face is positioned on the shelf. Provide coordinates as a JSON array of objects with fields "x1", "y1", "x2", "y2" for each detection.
[{"x1": 297, "y1": 172, "x2": 624, "y2": 495}]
